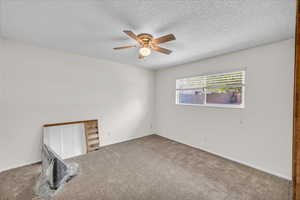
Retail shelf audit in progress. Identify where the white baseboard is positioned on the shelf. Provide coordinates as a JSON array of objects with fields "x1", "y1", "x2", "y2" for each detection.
[
  {"x1": 1, "y1": 133, "x2": 291, "y2": 181},
  {"x1": 156, "y1": 134, "x2": 291, "y2": 181},
  {"x1": 0, "y1": 159, "x2": 41, "y2": 174},
  {"x1": 0, "y1": 133, "x2": 155, "y2": 173}
]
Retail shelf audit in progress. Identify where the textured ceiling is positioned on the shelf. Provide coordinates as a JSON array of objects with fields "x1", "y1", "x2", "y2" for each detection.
[{"x1": 0, "y1": 0, "x2": 296, "y2": 69}]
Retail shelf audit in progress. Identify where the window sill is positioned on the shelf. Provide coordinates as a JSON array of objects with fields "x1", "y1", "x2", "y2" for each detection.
[{"x1": 175, "y1": 103, "x2": 244, "y2": 109}]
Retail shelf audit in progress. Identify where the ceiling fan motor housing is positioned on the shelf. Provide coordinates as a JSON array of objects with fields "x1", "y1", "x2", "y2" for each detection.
[{"x1": 137, "y1": 33, "x2": 153, "y2": 47}]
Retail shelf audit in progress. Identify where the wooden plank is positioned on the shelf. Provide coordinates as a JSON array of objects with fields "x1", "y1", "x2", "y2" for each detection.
[
  {"x1": 89, "y1": 144, "x2": 100, "y2": 149},
  {"x1": 87, "y1": 134, "x2": 99, "y2": 139},
  {"x1": 88, "y1": 138, "x2": 99, "y2": 143},
  {"x1": 84, "y1": 120, "x2": 100, "y2": 153},
  {"x1": 86, "y1": 128, "x2": 98, "y2": 134},
  {"x1": 88, "y1": 146, "x2": 100, "y2": 152},
  {"x1": 86, "y1": 124, "x2": 98, "y2": 129},
  {"x1": 84, "y1": 122, "x2": 91, "y2": 153},
  {"x1": 294, "y1": 1, "x2": 300, "y2": 199},
  {"x1": 44, "y1": 119, "x2": 98, "y2": 127},
  {"x1": 88, "y1": 143, "x2": 99, "y2": 148}
]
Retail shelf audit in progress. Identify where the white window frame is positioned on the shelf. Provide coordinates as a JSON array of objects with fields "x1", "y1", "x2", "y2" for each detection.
[{"x1": 175, "y1": 71, "x2": 245, "y2": 109}]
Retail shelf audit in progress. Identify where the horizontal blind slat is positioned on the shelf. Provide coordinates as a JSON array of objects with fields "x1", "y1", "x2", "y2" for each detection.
[
  {"x1": 176, "y1": 84, "x2": 245, "y2": 91},
  {"x1": 176, "y1": 71, "x2": 245, "y2": 89}
]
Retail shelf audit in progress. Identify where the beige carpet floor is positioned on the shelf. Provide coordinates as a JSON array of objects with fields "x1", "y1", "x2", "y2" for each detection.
[{"x1": 0, "y1": 135, "x2": 292, "y2": 200}]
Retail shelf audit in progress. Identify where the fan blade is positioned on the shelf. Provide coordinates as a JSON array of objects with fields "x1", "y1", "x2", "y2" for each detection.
[
  {"x1": 152, "y1": 34, "x2": 176, "y2": 44},
  {"x1": 152, "y1": 46, "x2": 172, "y2": 55},
  {"x1": 113, "y1": 45, "x2": 137, "y2": 50},
  {"x1": 123, "y1": 30, "x2": 142, "y2": 44}
]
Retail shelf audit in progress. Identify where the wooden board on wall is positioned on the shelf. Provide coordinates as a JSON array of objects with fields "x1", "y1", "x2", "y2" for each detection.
[
  {"x1": 294, "y1": 0, "x2": 300, "y2": 199},
  {"x1": 83, "y1": 120, "x2": 100, "y2": 152},
  {"x1": 44, "y1": 119, "x2": 100, "y2": 153}
]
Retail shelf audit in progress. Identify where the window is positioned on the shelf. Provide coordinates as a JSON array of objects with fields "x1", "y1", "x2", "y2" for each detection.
[{"x1": 176, "y1": 71, "x2": 245, "y2": 108}]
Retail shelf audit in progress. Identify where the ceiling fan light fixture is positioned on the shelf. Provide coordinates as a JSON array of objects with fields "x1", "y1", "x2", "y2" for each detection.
[
  {"x1": 113, "y1": 31, "x2": 175, "y2": 58},
  {"x1": 139, "y1": 47, "x2": 151, "y2": 57}
]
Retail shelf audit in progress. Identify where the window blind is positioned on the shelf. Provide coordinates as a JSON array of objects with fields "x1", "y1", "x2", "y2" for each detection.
[{"x1": 176, "y1": 71, "x2": 245, "y2": 90}]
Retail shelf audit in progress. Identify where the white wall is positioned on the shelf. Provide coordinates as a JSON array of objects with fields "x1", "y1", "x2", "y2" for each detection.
[
  {"x1": 155, "y1": 39, "x2": 295, "y2": 180},
  {"x1": 0, "y1": 39, "x2": 155, "y2": 172},
  {"x1": 0, "y1": 38, "x2": 295, "y2": 179}
]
